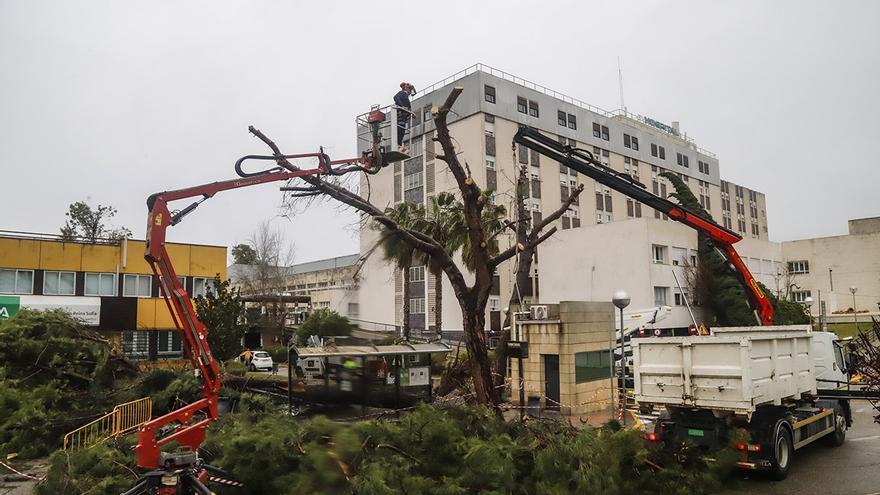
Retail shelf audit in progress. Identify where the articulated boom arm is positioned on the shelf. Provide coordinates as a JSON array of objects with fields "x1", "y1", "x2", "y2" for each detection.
[
  {"x1": 135, "y1": 149, "x2": 375, "y2": 469},
  {"x1": 513, "y1": 126, "x2": 773, "y2": 326}
]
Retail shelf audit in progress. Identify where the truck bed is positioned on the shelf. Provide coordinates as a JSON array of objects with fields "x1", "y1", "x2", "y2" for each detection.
[{"x1": 633, "y1": 326, "x2": 816, "y2": 413}]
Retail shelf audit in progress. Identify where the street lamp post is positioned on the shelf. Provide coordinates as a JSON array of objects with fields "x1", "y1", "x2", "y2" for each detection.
[
  {"x1": 803, "y1": 296, "x2": 814, "y2": 330},
  {"x1": 612, "y1": 291, "x2": 630, "y2": 426},
  {"x1": 850, "y1": 286, "x2": 859, "y2": 331}
]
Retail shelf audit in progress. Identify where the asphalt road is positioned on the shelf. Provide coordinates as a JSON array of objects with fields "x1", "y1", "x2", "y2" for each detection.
[{"x1": 726, "y1": 402, "x2": 880, "y2": 495}]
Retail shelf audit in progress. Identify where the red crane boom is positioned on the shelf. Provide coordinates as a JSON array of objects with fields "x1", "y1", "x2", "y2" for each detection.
[
  {"x1": 513, "y1": 126, "x2": 773, "y2": 326},
  {"x1": 133, "y1": 124, "x2": 396, "y2": 485}
]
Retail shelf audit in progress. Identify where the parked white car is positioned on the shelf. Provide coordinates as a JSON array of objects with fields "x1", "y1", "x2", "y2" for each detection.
[{"x1": 247, "y1": 351, "x2": 274, "y2": 372}]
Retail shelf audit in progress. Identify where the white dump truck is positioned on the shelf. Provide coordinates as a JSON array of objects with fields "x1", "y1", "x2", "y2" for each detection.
[{"x1": 633, "y1": 326, "x2": 854, "y2": 480}]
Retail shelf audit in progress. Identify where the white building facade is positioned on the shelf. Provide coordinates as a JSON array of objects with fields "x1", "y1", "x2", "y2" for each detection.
[{"x1": 355, "y1": 64, "x2": 774, "y2": 335}]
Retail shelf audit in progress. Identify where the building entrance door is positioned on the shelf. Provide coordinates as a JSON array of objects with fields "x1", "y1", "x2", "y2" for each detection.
[{"x1": 544, "y1": 354, "x2": 560, "y2": 410}]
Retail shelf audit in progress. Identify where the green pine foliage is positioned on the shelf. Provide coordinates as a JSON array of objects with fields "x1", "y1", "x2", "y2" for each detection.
[
  {"x1": 40, "y1": 404, "x2": 737, "y2": 495},
  {"x1": 194, "y1": 277, "x2": 247, "y2": 361},
  {"x1": 0, "y1": 309, "x2": 119, "y2": 457},
  {"x1": 760, "y1": 283, "x2": 810, "y2": 325},
  {"x1": 661, "y1": 172, "x2": 755, "y2": 326},
  {"x1": 296, "y1": 309, "x2": 353, "y2": 344}
]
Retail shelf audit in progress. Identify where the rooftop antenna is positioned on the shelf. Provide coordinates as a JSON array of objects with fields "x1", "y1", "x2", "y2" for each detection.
[{"x1": 617, "y1": 56, "x2": 626, "y2": 114}]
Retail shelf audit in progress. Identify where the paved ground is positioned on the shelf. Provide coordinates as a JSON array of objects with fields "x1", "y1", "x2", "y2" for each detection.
[
  {"x1": 725, "y1": 402, "x2": 880, "y2": 495},
  {"x1": 0, "y1": 458, "x2": 48, "y2": 495}
]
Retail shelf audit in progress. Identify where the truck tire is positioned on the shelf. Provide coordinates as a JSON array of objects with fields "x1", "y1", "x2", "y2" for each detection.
[
  {"x1": 822, "y1": 405, "x2": 846, "y2": 447},
  {"x1": 769, "y1": 421, "x2": 793, "y2": 481}
]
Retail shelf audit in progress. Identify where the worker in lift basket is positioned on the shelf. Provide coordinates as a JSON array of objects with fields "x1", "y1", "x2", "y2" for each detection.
[{"x1": 394, "y1": 82, "x2": 416, "y2": 152}]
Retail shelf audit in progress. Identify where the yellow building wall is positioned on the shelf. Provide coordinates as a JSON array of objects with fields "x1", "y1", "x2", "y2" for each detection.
[
  {"x1": 122, "y1": 240, "x2": 153, "y2": 275},
  {"x1": 80, "y1": 244, "x2": 121, "y2": 272},
  {"x1": 2, "y1": 235, "x2": 228, "y2": 331},
  {"x1": 188, "y1": 245, "x2": 226, "y2": 278},
  {"x1": 39, "y1": 242, "x2": 83, "y2": 271},
  {"x1": 136, "y1": 298, "x2": 157, "y2": 329},
  {"x1": 0, "y1": 238, "x2": 41, "y2": 269}
]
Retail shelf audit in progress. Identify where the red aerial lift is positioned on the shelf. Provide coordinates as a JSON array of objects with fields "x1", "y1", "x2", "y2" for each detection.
[
  {"x1": 125, "y1": 116, "x2": 400, "y2": 494},
  {"x1": 513, "y1": 126, "x2": 773, "y2": 326}
]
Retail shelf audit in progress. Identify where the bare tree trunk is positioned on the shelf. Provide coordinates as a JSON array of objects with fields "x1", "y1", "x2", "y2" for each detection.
[{"x1": 459, "y1": 294, "x2": 498, "y2": 406}]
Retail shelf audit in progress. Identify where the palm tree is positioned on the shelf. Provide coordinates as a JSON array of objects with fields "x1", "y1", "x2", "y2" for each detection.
[
  {"x1": 373, "y1": 202, "x2": 420, "y2": 340},
  {"x1": 415, "y1": 193, "x2": 466, "y2": 339},
  {"x1": 419, "y1": 191, "x2": 507, "y2": 338}
]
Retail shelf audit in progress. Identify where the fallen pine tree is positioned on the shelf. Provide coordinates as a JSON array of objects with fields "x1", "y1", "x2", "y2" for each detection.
[{"x1": 39, "y1": 404, "x2": 739, "y2": 495}]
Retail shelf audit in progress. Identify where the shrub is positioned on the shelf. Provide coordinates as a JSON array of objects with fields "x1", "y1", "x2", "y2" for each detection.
[
  {"x1": 296, "y1": 309, "x2": 352, "y2": 344},
  {"x1": 264, "y1": 344, "x2": 289, "y2": 364}
]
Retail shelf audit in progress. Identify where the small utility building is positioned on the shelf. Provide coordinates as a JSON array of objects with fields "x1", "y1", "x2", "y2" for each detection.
[{"x1": 511, "y1": 301, "x2": 616, "y2": 416}]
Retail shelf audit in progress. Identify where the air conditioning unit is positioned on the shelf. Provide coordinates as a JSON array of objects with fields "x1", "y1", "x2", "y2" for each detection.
[{"x1": 530, "y1": 305, "x2": 549, "y2": 320}]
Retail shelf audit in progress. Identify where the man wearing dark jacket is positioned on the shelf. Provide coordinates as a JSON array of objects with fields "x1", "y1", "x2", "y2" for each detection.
[{"x1": 394, "y1": 82, "x2": 416, "y2": 149}]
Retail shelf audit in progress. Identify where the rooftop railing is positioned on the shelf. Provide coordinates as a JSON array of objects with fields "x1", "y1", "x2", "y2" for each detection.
[{"x1": 417, "y1": 63, "x2": 717, "y2": 158}]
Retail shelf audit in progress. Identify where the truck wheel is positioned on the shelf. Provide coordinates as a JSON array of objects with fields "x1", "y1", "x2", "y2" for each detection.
[
  {"x1": 823, "y1": 405, "x2": 846, "y2": 447},
  {"x1": 769, "y1": 422, "x2": 793, "y2": 481}
]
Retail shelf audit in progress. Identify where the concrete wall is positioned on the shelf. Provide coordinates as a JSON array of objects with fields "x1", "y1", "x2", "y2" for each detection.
[
  {"x1": 782, "y1": 228, "x2": 880, "y2": 316},
  {"x1": 849, "y1": 217, "x2": 880, "y2": 236},
  {"x1": 538, "y1": 218, "x2": 782, "y2": 329}
]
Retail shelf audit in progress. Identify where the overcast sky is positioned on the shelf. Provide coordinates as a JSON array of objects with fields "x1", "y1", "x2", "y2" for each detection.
[{"x1": 2, "y1": 1, "x2": 878, "y2": 264}]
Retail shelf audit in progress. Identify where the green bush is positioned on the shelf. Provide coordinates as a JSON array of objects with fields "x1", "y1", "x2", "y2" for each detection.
[
  {"x1": 264, "y1": 344, "x2": 289, "y2": 364},
  {"x1": 225, "y1": 360, "x2": 248, "y2": 377},
  {"x1": 296, "y1": 309, "x2": 352, "y2": 344}
]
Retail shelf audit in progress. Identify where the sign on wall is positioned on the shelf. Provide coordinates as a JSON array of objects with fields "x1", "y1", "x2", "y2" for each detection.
[
  {"x1": 0, "y1": 295, "x2": 101, "y2": 325},
  {"x1": 400, "y1": 366, "x2": 430, "y2": 387}
]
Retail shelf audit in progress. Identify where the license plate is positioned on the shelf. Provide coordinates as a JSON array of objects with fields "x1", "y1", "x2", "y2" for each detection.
[{"x1": 687, "y1": 428, "x2": 705, "y2": 437}]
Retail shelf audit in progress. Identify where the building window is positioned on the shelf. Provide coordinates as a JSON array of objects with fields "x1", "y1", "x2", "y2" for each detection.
[
  {"x1": 122, "y1": 331, "x2": 150, "y2": 360},
  {"x1": 410, "y1": 297, "x2": 425, "y2": 314},
  {"x1": 488, "y1": 296, "x2": 500, "y2": 311},
  {"x1": 517, "y1": 97, "x2": 528, "y2": 114},
  {"x1": 674, "y1": 288, "x2": 689, "y2": 306},
  {"x1": 567, "y1": 114, "x2": 576, "y2": 130},
  {"x1": 557, "y1": 110, "x2": 567, "y2": 126},
  {"x1": 157, "y1": 331, "x2": 183, "y2": 357},
  {"x1": 84, "y1": 272, "x2": 116, "y2": 296},
  {"x1": 486, "y1": 157, "x2": 495, "y2": 170},
  {"x1": 671, "y1": 246, "x2": 688, "y2": 266},
  {"x1": 698, "y1": 160, "x2": 710, "y2": 174},
  {"x1": 651, "y1": 143, "x2": 657, "y2": 157},
  {"x1": 192, "y1": 277, "x2": 216, "y2": 298},
  {"x1": 652, "y1": 244, "x2": 667, "y2": 264},
  {"x1": 484, "y1": 113, "x2": 495, "y2": 123},
  {"x1": 791, "y1": 290, "x2": 812, "y2": 303},
  {"x1": 422, "y1": 105, "x2": 431, "y2": 124},
  {"x1": 593, "y1": 122, "x2": 601, "y2": 138},
  {"x1": 623, "y1": 134, "x2": 639, "y2": 150},
  {"x1": 409, "y1": 265, "x2": 425, "y2": 282},
  {"x1": 528, "y1": 100, "x2": 539, "y2": 118},
  {"x1": 575, "y1": 350, "x2": 611, "y2": 383},
  {"x1": 677, "y1": 153, "x2": 689, "y2": 168},
  {"x1": 654, "y1": 286, "x2": 669, "y2": 306},
  {"x1": 484, "y1": 85, "x2": 496, "y2": 104},
  {"x1": 43, "y1": 271, "x2": 76, "y2": 296},
  {"x1": 123, "y1": 274, "x2": 152, "y2": 298},
  {"x1": 601, "y1": 125, "x2": 609, "y2": 140},
  {"x1": 404, "y1": 171, "x2": 424, "y2": 190},
  {"x1": 0, "y1": 269, "x2": 34, "y2": 294},
  {"x1": 788, "y1": 260, "x2": 810, "y2": 274}
]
